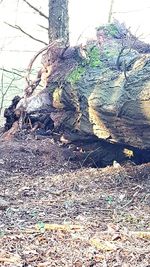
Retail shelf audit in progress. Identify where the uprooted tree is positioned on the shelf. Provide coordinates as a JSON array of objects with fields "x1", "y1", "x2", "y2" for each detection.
[{"x1": 2, "y1": 1, "x2": 150, "y2": 167}]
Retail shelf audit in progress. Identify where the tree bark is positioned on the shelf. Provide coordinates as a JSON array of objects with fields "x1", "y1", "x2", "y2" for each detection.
[
  {"x1": 108, "y1": 0, "x2": 115, "y2": 23},
  {"x1": 3, "y1": 23, "x2": 150, "y2": 156},
  {"x1": 42, "y1": 25, "x2": 150, "y2": 150},
  {"x1": 48, "y1": 0, "x2": 69, "y2": 45}
]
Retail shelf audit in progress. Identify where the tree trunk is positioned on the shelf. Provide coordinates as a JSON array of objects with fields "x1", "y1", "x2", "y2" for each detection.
[
  {"x1": 2, "y1": 22, "x2": 150, "y2": 166},
  {"x1": 33, "y1": 24, "x2": 150, "y2": 151},
  {"x1": 48, "y1": 0, "x2": 69, "y2": 45},
  {"x1": 108, "y1": 0, "x2": 115, "y2": 23}
]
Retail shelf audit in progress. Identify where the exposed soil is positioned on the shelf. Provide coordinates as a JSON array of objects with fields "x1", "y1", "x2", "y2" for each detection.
[{"x1": 0, "y1": 136, "x2": 150, "y2": 266}]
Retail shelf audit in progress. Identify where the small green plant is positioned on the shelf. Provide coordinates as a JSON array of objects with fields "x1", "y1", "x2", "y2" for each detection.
[
  {"x1": 106, "y1": 196, "x2": 113, "y2": 205},
  {"x1": 67, "y1": 66, "x2": 85, "y2": 84},
  {"x1": 88, "y1": 46, "x2": 102, "y2": 68},
  {"x1": 36, "y1": 221, "x2": 45, "y2": 233}
]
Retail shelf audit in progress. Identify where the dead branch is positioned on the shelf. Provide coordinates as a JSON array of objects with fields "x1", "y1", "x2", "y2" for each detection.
[
  {"x1": 25, "y1": 40, "x2": 64, "y2": 86},
  {"x1": 24, "y1": 77, "x2": 41, "y2": 97},
  {"x1": 0, "y1": 68, "x2": 24, "y2": 78},
  {"x1": 22, "y1": 0, "x2": 48, "y2": 20},
  {"x1": 25, "y1": 44, "x2": 51, "y2": 86},
  {"x1": 123, "y1": 61, "x2": 128, "y2": 81},
  {"x1": 24, "y1": 40, "x2": 69, "y2": 96},
  {"x1": 5, "y1": 23, "x2": 48, "y2": 46},
  {"x1": 38, "y1": 24, "x2": 49, "y2": 31},
  {"x1": 113, "y1": 7, "x2": 150, "y2": 14},
  {"x1": 116, "y1": 47, "x2": 126, "y2": 70}
]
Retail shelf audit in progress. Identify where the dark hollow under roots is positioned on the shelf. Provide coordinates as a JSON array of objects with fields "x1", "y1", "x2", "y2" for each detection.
[{"x1": 3, "y1": 96, "x2": 150, "y2": 169}]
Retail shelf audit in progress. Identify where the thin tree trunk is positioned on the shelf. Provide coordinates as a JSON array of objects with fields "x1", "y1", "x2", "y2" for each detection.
[
  {"x1": 48, "y1": 0, "x2": 69, "y2": 45},
  {"x1": 108, "y1": 0, "x2": 115, "y2": 23}
]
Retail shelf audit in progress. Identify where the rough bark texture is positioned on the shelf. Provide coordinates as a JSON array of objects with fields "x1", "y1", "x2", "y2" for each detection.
[
  {"x1": 46, "y1": 54, "x2": 150, "y2": 150},
  {"x1": 33, "y1": 23, "x2": 150, "y2": 150},
  {"x1": 2, "y1": 23, "x2": 150, "y2": 166},
  {"x1": 48, "y1": 0, "x2": 69, "y2": 45}
]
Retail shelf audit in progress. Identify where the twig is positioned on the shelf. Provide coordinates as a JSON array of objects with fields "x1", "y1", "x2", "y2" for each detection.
[
  {"x1": 5, "y1": 23, "x2": 48, "y2": 45},
  {"x1": 113, "y1": 7, "x2": 150, "y2": 14},
  {"x1": 38, "y1": 24, "x2": 48, "y2": 31},
  {"x1": 22, "y1": 0, "x2": 48, "y2": 20},
  {"x1": 76, "y1": 25, "x2": 91, "y2": 45},
  {"x1": 123, "y1": 60, "x2": 128, "y2": 81},
  {"x1": 24, "y1": 77, "x2": 41, "y2": 97},
  {"x1": 122, "y1": 190, "x2": 140, "y2": 208},
  {"x1": 0, "y1": 68, "x2": 24, "y2": 78},
  {"x1": 0, "y1": 71, "x2": 15, "y2": 114},
  {"x1": 116, "y1": 47, "x2": 126, "y2": 70},
  {"x1": 25, "y1": 44, "x2": 51, "y2": 85},
  {"x1": 25, "y1": 40, "x2": 68, "y2": 96},
  {"x1": 81, "y1": 147, "x2": 100, "y2": 167},
  {"x1": 25, "y1": 40, "x2": 64, "y2": 85}
]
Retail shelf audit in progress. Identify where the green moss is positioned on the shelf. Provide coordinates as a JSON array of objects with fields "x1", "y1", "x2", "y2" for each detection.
[
  {"x1": 104, "y1": 49, "x2": 117, "y2": 58},
  {"x1": 87, "y1": 46, "x2": 103, "y2": 68},
  {"x1": 108, "y1": 24, "x2": 118, "y2": 37},
  {"x1": 67, "y1": 66, "x2": 85, "y2": 84},
  {"x1": 97, "y1": 23, "x2": 118, "y2": 37},
  {"x1": 67, "y1": 46, "x2": 103, "y2": 84}
]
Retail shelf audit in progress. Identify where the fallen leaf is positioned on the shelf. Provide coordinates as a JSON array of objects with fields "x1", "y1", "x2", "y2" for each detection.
[
  {"x1": 130, "y1": 231, "x2": 150, "y2": 239},
  {"x1": 35, "y1": 223, "x2": 83, "y2": 232},
  {"x1": 90, "y1": 238, "x2": 117, "y2": 251}
]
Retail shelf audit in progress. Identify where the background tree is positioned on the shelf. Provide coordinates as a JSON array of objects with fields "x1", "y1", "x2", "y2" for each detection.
[
  {"x1": 48, "y1": 0, "x2": 69, "y2": 45},
  {"x1": 108, "y1": 0, "x2": 115, "y2": 23},
  {"x1": 22, "y1": 0, "x2": 69, "y2": 45}
]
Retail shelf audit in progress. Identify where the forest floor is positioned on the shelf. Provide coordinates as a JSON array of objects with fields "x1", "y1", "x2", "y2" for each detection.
[{"x1": 0, "y1": 137, "x2": 150, "y2": 267}]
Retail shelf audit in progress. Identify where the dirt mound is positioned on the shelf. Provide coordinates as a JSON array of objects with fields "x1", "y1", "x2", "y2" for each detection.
[{"x1": 0, "y1": 137, "x2": 78, "y2": 178}]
